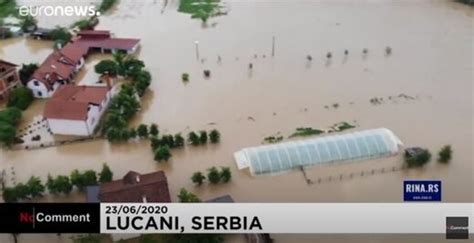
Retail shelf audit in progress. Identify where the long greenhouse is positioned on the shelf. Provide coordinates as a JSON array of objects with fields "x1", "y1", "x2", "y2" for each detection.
[{"x1": 234, "y1": 128, "x2": 403, "y2": 175}]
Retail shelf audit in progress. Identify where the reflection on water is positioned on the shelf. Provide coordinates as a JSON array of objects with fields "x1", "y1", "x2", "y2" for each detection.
[{"x1": 0, "y1": 0, "x2": 472, "y2": 242}]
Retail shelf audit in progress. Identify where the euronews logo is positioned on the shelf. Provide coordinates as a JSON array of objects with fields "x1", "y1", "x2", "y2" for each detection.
[{"x1": 18, "y1": 5, "x2": 100, "y2": 17}]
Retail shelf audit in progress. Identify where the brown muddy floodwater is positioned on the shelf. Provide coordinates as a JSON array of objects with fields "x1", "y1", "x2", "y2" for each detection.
[{"x1": 0, "y1": 0, "x2": 473, "y2": 242}]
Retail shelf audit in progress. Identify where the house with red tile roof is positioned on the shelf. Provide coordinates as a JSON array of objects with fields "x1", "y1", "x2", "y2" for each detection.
[
  {"x1": 27, "y1": 44, "x2": 88, "y2": 98},
  {"x1": 86, "y1": 171, "x2": 171, "y2": 203},
  {"x1": 0, "y1": 60, "x2": 21, "y2": 100},
  {"x1": 75, "y1": 30, "x2": 140, "y2": 54},
  {"x1": 28, "y1": 30, "x2": 140, "y2": 98},
  {"x1": 43, "y1": 84, "x2": 112, "y2": 136}
]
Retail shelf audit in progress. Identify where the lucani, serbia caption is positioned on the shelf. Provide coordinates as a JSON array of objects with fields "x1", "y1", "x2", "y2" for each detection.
[{"x1": 106, "y1": 215, "x2": 263, "y2": 232}]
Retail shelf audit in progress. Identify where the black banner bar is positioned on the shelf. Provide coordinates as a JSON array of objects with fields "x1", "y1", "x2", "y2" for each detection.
[{"x1": 0, "y1": 203, "x2": 100, "y2": 233}]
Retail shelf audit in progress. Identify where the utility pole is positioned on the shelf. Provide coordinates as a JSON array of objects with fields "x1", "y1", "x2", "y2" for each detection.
[
  {"x1": 194, "y1": 40, "x2": 200, "y2": 60},
  {"x1": 271, "y1": 36, "x2": 275, "y2": 57}
]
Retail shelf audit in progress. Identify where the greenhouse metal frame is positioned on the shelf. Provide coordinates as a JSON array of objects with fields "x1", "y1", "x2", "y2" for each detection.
[{"x1": 234, "y1": 128, "x2": 403, "y2": 175}]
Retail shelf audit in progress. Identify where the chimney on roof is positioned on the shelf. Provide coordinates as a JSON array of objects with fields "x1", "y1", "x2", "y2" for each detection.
[
  {"x1": 136, "y1": 175, "x2": 140, "y2": 183},
  {"x1": 142, "y1": 195, "x2": 147, "y2": 203}
]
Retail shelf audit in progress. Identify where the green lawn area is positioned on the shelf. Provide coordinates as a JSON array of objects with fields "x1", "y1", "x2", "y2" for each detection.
[
  {"x1": 178, "y1": 0, "x2": 224, "y2": 22},
  {"x1": 0, "y1": 0, "x2": 18, "y2": 18}
]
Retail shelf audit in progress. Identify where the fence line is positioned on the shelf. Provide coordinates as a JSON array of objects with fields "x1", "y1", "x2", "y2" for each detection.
[{"x1": 301, "y1": 164, "x2": 408, "y2": 186}]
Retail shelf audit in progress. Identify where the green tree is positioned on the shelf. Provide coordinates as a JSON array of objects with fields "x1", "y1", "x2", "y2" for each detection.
[
  {"x1": 46, "y1": 174, "x2": 57, "y2": 194},
  {"x1": 7, "y1": 86, "x2": 34, "y2": 110},
  {"x1": 177, "y1": 188, "x2": 201, "y2": 202},
  {"x1": 99, "y1": 0, "x2": 118, "y2": 13},
  {"x1": 188, "y1": 131, "x2": 200, "y2": 146},
  {"x1": 191, "y1": 172, "x2": 206, "y2": 186},
  {"x1": 137, "y1": 124, "x2": 149, "y2": 138},
  {"x1": 219, "y1": 167, "x2": 231, "y2": 183},
  {"x1": 82, "y1": 170, "x2": 98, "y2": 187},
  {"x1": 161, "y1": 135, "x2": 175, "y2": 148},
  {"x1": 133, "y1": 70, "x2": 152, "y2": 96},
  {"x1": 15, "y1": 183, "x2": 29, "y2": 200},
  {"x1": 20, "y1": 14, "x2": 37, "y2": 32},
  {"x1": 104, "y1": 111, "x2": 126, "y2": 129},
  {"x1": 154, "y1": 146, "x2": 172, "y2": 162},
  {"x1": 199, "y1": 130, "x2": 208, "y2": 144},
  {"x1": 149, "y1": 123, "x2": 159, "y2": 136},
  {"x1": 95, "y1": 60, "x2": 118, "y2": 75},
  {"x1": 124, "y1": 58, "x2": 145, "y2": 78},
  {"x1": 405, "y1": 149, "x2": 431, "y2": 168},
  {"x1": 70, "y1": 169, "x2": 86, "y2": 191},
  {"x1": 174, "y1": 133, "x2": 185, "y2": 147},
  {"x1": 18, "y1": 63, "x2": 38, "y2": 83},
  {"x1": 50, "y1": 27, "x2": 72, "y2": 47},
  {"x1": 105, "y1": 127, "x2": 122, "y2": 142},
  {"x1": 54, "y1": 175, "x2": 72, "y2": 194},
  {"x1": 99, "y1": 163, "x2": 113, "y2": 183},
  {"x1": 0, "y1": 107, "x2": 22, "y2": 125},
  {"x1": 26, "y1": 176, "x2": 45, "y2": 198},
  {"x1": 113, "y1": 52, "x2": 126, "y2": 76},
  {"x1": 209, "y1": 129, "x2": 220, "y2": 143},
  {"x1": 129, "y1": 128, "x2": 137, "y2": 139},
  {"x1": 0, "y1": 122, "x2": 16, "y2": 147},
  {"x1": 207, "y1": 167, "x2": 220, "y2": 184},
  {"x1": 438, "y1": 145, "x2": 453, "y2": 163},
  {"x1": 2, "y1": 187, "x2": 18, "y2": 202},
  {"x1": 182, "y1": 73, "x2": 189, "y2": 82},
  {"x1": 150, "y1": 136, "x2": 161, "y2": 150}
]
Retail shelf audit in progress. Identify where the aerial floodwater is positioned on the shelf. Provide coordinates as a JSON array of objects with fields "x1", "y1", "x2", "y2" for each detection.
[{"x1": 0, "y1": 0, "x2": 472, "y2": 242}]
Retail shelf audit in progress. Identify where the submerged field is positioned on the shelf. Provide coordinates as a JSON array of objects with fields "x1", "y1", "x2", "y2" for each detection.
[{"x1": 0, "y1": 0, "x2": 473, "y2": 242}]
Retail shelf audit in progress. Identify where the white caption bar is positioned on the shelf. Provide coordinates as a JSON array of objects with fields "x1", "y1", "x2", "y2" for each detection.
[{"x1": 100, "y1": 203, "x2": 474, "y2": 234}]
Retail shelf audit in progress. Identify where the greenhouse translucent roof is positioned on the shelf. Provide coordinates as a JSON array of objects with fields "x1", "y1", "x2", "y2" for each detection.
[{"x1": 234, "y1": 128, "x2": 403, "y2": 175}]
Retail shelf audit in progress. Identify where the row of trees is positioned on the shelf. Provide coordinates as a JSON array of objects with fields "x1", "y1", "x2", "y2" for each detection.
[
  {"x1": 104, "y1": 85, "x2": 140, "y2": 142},
  {"x1": 191, "y1": 167, "x2": 231, "y2": 186},
  {"x1": 2, "y1": 164, "x2": 113, "y2": 202},
  {"x1": 404, "y1": 145, "x2": 453, "y2": 168},
  {"x1": 152, "y1": 129, "x2": 221, "y2": 162},
  {"x1": 188, "y1": 129, "x2": 220, "y2": 145},
  {"x1": 99, "y1": 54, "x2": 153, "y2": 142},
  {"x1": 0, "y1": 107, "x2": 22, "y2": 147},
  {"x1": 2, "y1": 176, "x2": 44, "y2": 202}
]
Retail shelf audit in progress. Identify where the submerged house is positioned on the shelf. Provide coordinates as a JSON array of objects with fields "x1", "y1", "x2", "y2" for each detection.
[
  {"x1": 0, "y1": 60, "x2": 21, "y2": 100},
  {"x1": 234, "y1": 128, "x2": 403, "y2": 175},
  {"x1": 28, "y1": 43, "x2": 88, "y2": 98},
  {"x1": 74, "y1": 30, "x2": 140, "y2": 54},
  {"x1": 86, "y1": 170, "x2": 170, "y2": 241},
  {"x1": 28, "y1": 30, "x2": 140, "y2": 98},
  {"x1": 43, "y1": 85, "x2": 112, "y2": 136},
  {"x1": 205, "y1": 195, "x2": 274, "y2": 243},
  {"x1": 86, "y1": 171, "x2": 171, "y2": 203}
]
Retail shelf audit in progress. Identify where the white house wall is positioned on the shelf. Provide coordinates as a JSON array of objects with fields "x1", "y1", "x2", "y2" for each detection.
[
  {"x1": 27, "y1": 79, "x2": 52, "y2": 98},
  {"x1": 47, "y1": 89, "x2": 113, "y2": 136},
  {"x1": 47, "y1": 118, "x2": 89, "y2": 136}
]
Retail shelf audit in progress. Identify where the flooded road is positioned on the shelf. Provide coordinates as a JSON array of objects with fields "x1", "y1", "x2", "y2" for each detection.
[{"x1": 0, "y1": 0, "x2": 473, "y2": 242}]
